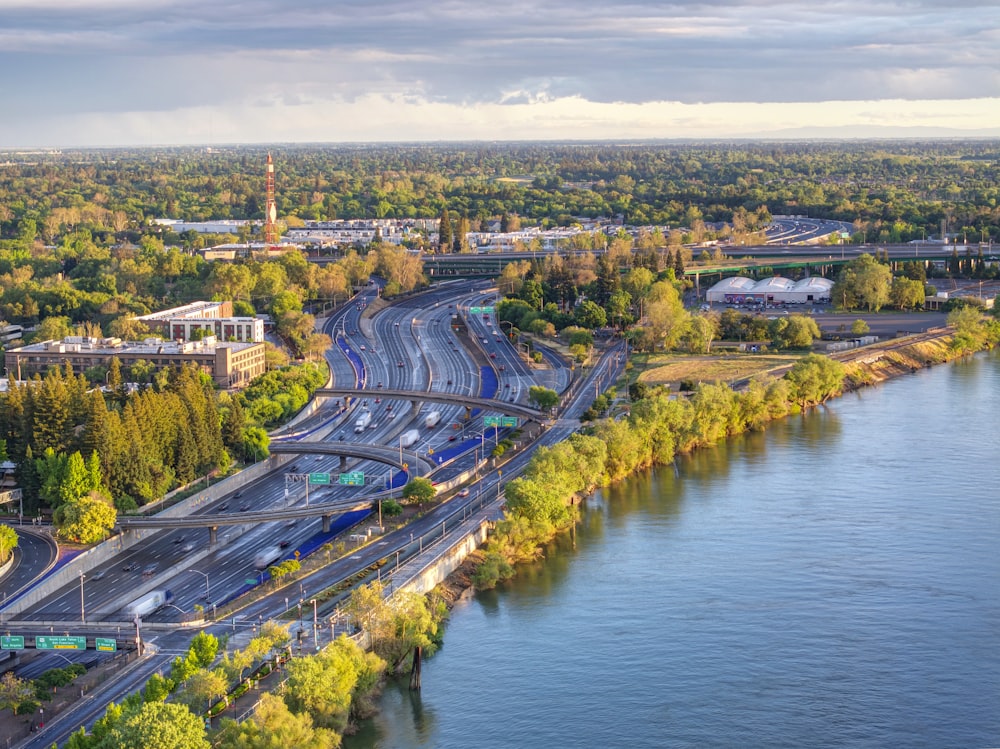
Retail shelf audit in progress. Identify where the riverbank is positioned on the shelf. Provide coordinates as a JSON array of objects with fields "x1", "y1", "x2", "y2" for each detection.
[{"x1": 435, "y1": 324, "x2": 989, "y2": 602}]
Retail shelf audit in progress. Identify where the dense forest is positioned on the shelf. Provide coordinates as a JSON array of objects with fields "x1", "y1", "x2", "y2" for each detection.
[{"x1": 1, "y1": 141, "x2": 998, "y2": 245}]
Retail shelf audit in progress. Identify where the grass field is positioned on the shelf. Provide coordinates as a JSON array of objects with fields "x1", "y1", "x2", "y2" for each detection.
[{"x1": 633, "y1": 353, "x2": 802, "y2": 385}]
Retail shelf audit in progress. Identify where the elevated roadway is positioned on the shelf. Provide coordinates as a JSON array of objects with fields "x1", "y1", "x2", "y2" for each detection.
[
  {"x1": 268, "y1": 441, "x2": 433, "y2": 475},
  {"x1": 314, "y1": 388, "x2": 543, "y2": 420},
  {"x1": 116, "y1": 497, "x2": 372, "y2": 535}
]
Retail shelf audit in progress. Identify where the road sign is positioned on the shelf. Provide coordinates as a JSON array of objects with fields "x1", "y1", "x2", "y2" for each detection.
[
  {"x1": 35, "y1": 635, "x2": 86, "y2": 650},
  {"x1": 484, "y1": 416, "x2": 503, "y2": 427},
  {"x1": 308, "y1": 472, "x2": 331, "y2": 485},
  {"x1": 1, "y1": 635, "x2": 24, "y2": 650},
  {"x1": 95, "y1": 637, "x2": 117, "y2": 653},
  {"x1": 501, "y1": 416, "x2": 518, "y2": 427},
  {"x1": 245, "y1": 578, "x2": 258, "y2": 585},
  {"x1": 338, "y1": 471, "x2": 364, "y2": 486}
]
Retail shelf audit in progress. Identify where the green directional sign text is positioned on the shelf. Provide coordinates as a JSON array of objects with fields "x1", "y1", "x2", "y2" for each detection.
[
  {"x1": 308, "y1": 472, "x2": 331, "y2": 485},
  {"x1": 501, "y1": 416, "x2": 518, "y2": 427},
  {"x1": 1, "y1": 635, "x2": 24, "y2": 650},
  {"x1": 36, "y1": 635, "x2": 86, "y2": 650},
  {"x1": 95, "y1": 637, "x2": 117, "y2": 652},
  {"x1": 338, "y1": 471, "x2": 365, "y2": 486},
  {"x1": 470, "y1": 306, "x2": 482, "y2": 314},
  {"x1": 484, "y1": 416, "x2": 502, "y2": 427}
]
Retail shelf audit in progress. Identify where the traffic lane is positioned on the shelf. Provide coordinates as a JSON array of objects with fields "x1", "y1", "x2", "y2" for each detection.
[
  {"x1": 812, "y1": 311, "x2": 947, "y2": 338},
  {"x1": 0, "y1": 527, "x2": 58, "y2": 602}
]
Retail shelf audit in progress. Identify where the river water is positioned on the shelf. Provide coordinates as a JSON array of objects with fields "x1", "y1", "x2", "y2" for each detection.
[{"x1": 348, "y1": 353, "x2": 1000, "y2": 749}]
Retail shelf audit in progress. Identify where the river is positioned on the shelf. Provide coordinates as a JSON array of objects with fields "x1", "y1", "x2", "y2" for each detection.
[{"x1": 348, "y1": 352, "x2": 1000, "y2": 749}]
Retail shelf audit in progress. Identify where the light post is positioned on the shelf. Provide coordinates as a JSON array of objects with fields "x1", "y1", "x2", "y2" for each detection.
[
  {"x1": 311, "y1": 599, "x2": 318, "y2": 650},
  {"x1": 79, "y1": 571, "x2": 85, "y2": 623},
  {"x1": 188, "y1": 569, "x2": 210, "y2": 601}
]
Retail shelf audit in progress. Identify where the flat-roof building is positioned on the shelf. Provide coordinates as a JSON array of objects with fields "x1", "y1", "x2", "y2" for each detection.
[{"x1": 3, "y1": 336, "x2": 266, "y2": 389}]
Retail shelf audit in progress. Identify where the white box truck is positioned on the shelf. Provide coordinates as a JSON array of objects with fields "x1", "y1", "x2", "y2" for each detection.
[
  {"x1": 354, "y1": 410, "x2": 372, "y2": 433},
  {"x1": 400, "y1": 429, "x2": 420, "y2": 448},
  {"x1": 425, "y1": 410, "x2": 441, "y2": 428}
]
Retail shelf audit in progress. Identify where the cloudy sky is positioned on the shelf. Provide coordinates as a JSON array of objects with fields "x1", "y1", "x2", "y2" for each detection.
[{"x1": 1, "y1": 0, "x2": 998, "y2": 147}]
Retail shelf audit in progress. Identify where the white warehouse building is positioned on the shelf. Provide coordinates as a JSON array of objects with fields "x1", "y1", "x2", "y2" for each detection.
[{"x1": 706, "y1": 276, "x2": 834, "y2": 305}]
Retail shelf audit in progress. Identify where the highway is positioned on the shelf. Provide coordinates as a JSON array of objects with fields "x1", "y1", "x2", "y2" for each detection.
[
  {"x1": 5, "y1": 281, "x2": 611, "y2": 748},
  {"x1": 2, "y1": 279, "x2": 555, "y2": 628}
]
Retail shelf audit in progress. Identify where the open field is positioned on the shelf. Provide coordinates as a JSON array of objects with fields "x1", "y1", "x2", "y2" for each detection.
[{"x1": 633, "y1": 353, "x2": 802, "y2": 386}]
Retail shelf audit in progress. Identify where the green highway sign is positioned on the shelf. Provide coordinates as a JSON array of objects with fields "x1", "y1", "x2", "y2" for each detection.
[
  {"x1": 308, "y1": 472, "x2": 331, "y2": 485},
  {"x1": 338, "y1": 471, "x2": 365, "y2": 486},
  {"x1": 1, "y1": 635, "x2": 24, "y2": 650},
  {"x1": 484, "y1": 416, "x2": 517, "y2": 428},
  {"x1": 470, "y1": 306, "x2": 495, "y2": 315},
  {"x1": 95, "y1": 637, "x2": 117, "y2": 653},
  {"x1": 245, "y1": 578, "x2": 258, "y2": 585},
  {"x1": 36, "y1": 635, "x2": 86, "y2": 650}
]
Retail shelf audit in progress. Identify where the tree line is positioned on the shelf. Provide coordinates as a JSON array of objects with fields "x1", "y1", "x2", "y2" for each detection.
[{"x1": 1, "y1": 142, "x2": 996, "y2": 245}]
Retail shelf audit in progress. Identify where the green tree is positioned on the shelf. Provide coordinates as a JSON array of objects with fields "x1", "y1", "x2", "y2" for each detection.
[
  {"x1": 214, "y1": 693, "x2": 338, "y2": 749},
  {"x1": 769, "y1": 314, "x2": 821, "y2": 350},
  {"x1": 784, "y1": 354, "x2": 846, "y2": 407},
  {"x1": 437, "y1": 207, "x2": 452, "y2": 253},
  {"x1": 833, "y1": 253, "x2": 892, "y2": 311},
  {"x1": 99, "y1": 701, "x2": 209, "y2": 749},
  {"x1": 573, "y1": 300, "x2": 608, "y2": 329},
  {"x1": 176, "y1": 668, "x2": 227, "y2": 713},
  {"x1": 527, "y1": 386, "x2": 559, "y2": 410},
  {"x1": 850, "y1": 319, "x2": 871, "y2": 336},
  {"x1": 0, "y1": 672, "x2": 34, "y2": 714},
  {"x1": 890, "y1": 276, "x2": 926, "y2": 310},
  {"x1": 53, "y1": 494, "x2": 117, "y2": 544},
  {"x1": 401, "y1": 477, "x2": 436, "y2": 505},
  {"x1": 0, "y1": 525, "x2": 18, "y2": 564}
]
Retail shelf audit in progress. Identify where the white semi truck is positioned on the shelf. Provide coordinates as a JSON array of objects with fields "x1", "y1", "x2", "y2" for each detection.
[
  {"x1": 254, "y1": 546, "x2": 283, "y2": 570},
  {"x1": 424, "y1": 411, "x2": 441, "y2": 428},
  {"x1": 354, "y1": 410, "x2": 372, "y2": 433},
  {"x1": 124, "y1": 589, "x2": 173, "y2": 619},
  {"x1": 400, "y1": 429, "x2": 420, "y2": 448}
]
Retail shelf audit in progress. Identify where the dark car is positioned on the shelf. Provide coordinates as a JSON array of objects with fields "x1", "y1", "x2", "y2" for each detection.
[
  {"x1": 239, "y1": 502, "x2": 251, "y2": 512},
  {"x1": 122, "y1": 562, "x2": 139, "y2": 572},
  {"x1": 279, "y1": 540, "x2": 292, "y2": 549},
  {"x1": 218, "y1": 502, "x2": 230, "y2": 511}
]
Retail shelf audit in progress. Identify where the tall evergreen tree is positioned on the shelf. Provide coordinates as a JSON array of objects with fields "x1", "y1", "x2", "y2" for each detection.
[{"x1": 437, "y1": 208, "x2": 452, "y2": 254}]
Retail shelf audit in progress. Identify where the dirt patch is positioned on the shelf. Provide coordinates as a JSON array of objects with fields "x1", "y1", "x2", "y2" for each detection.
[{"x1": 433, "y1": 550, "x2": 485, "y2": 609}]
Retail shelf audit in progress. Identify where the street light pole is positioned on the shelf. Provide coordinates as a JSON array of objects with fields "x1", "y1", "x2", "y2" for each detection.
[
  {"x1": 79, "y1": 571, "x2": 85, "y2": 623},
  {"x1": 188, "y1": 569, "x2": 210, "y2": 601},
  {"x1": 311, "y1": 599, "x2": 318, "y2": 650}
]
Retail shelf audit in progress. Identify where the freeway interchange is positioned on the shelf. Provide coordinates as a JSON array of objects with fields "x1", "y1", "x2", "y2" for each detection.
[{"x1": 0, "y1": 279, "x2": 618, "y2": 746}]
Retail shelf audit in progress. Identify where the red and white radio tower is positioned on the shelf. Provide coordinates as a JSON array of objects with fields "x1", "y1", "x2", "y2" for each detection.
[{"x1": 264, "y1": 152, "x2": 278, "y2": 247}]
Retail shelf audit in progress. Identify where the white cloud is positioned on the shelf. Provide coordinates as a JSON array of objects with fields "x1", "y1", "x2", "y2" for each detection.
[{"x1": 0, "y1": 0, "x2": 998, "y2": 145}]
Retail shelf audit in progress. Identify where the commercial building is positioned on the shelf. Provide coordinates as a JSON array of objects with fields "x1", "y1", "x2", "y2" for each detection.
[
  {"x1": 706, "y1": 276, "x2": 834, "y2": 305},
  {"x1": 3, "y1": 336, "x2": 266, "y2": 389},
  {"x1": 136, "y1": 301, "x2": 264, "y2": 343}
]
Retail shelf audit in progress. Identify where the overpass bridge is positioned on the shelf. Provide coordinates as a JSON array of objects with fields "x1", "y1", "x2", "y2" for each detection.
[
  {"x1": 117, "y1": 497, "x2": 372, "y2": 541},
  {"x1": 314, "y1": 388, "x2": 543, "y2": 421},
  {"x1": 267, "y1": 441, "x2": 434, "y2": 475}
]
